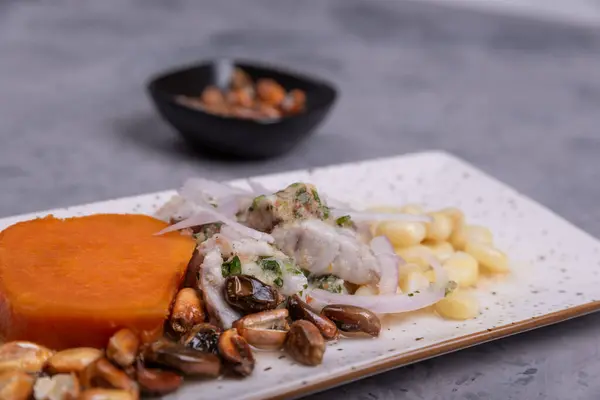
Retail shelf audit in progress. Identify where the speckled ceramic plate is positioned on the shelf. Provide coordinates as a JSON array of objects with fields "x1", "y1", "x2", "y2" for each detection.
[{"x1": 2, "y1": 151, "x2": 599, "y2": 400}]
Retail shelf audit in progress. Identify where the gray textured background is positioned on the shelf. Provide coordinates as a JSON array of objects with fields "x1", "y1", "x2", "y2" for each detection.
[{"x1": 2, "y1": 0, "x2": 600, "y2": 399}]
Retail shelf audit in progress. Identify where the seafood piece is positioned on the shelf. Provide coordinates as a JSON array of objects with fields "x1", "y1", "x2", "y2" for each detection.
[
  {"x1": 199, "y1": 246, "x2": 243, "y2": 329},
  {"x1": 199, "y1": 234, "x2": 307, "y2": 327},
  {"x1": 241, "y1": 183, "x2": 330, "y2": 232},
  {"x1": 272, "y1": 219, "x2": 380, "y2": 285},
  {"x1": 308, "y1": 275, "x2": 349, "y2": 294}
]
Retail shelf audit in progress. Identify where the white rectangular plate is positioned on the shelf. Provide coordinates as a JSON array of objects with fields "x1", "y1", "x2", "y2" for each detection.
[{"x1": 2, "y1": 151, "x2": 600, "y2": 400}]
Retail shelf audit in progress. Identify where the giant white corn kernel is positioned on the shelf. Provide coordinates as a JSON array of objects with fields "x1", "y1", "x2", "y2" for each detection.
[
  {"x1": 435, "y1": 291, "x2": 479, "y2": 320},
  {"x1": 423, "y1": 241, "x2": 454, "y2": 262},
  {"x1": 425, "y1": 212, "x2": 453, "y2": 242},
  {"x1": 354, "y1": 285, "x2": 378, "y2": 296},
  {"x1": 465, "y1": 241, "x2": 509, "y2": 273},
  {"x1": 424, "y1": 269, "x2": 436, "y2": 283},
  {"x1": 377, "y1": 221, "x2": 426, "y2": 248},
  {"x1": 443, "y1": 251, "x2": 479, "y2": 287},
  {"x1": 439, "y1": 207, "x2": 465, "y2": 228},
  {"x1": 450, "y1": 224, "x2": 493, "y2": 250},
  {"x1": 399, "y1": 204, "x2": 424, "y2": 215},
  {"x1": 398, "y1": 269, "x2": 430, "y2": 294},
  {"x1": 367, "y1": 206, "x2": 403, "y2": 235},
  {"x1": 395, "y1": 246, "x2": 436, "y2": 270}
]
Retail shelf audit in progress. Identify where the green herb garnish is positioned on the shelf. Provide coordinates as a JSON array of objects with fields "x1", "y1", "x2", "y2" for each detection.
[
  {"x1": 335, "y1": 215, "x2": 352, "y2": 227},
  {"x1": 251, "y1": 195, "x2": 266, "y2": 211},
  {"x1": 408, "y1": 293, "x2": 414, "y2": 297},
  {"x1": 274, "y1": 277, "x2": 283, "y2": 287},
  {"x1": 312, "y1": 189, "x2": 321, "y2": 205},
  {"x1": 261, "y1": 259, "x2": 281, "y2": 275},
  {"x1": 297, "y1": 191, "x2": 311, "y2": 205},
  {"x1": 221, "y1": 256, "x2": 242, "y2": 277}
]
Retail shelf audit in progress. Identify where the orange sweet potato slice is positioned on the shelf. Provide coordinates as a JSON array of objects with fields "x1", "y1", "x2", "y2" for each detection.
[{"x1": 0, "y1": 214, "x2": 196, "y2": 349}]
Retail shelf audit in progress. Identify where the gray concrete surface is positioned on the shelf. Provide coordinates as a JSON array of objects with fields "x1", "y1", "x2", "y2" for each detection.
[{"x1": 1, "y1": 0, "x2": 600, "y2": 399}]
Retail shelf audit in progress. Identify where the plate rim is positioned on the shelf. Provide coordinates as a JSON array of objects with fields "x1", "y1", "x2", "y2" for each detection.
[{"x1": 2, "y1": 150, "x2": 600, "y2": 399}]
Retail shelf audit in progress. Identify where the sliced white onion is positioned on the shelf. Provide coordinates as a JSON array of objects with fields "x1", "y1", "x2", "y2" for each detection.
[
  {"x1": 181, "y1": 178, "x2": 249, "y2": 199},
  {"x1": 247, "y1": 180, "x2": 272, "y2": 196},
  {"x1": 219, "y1": 225, "x2": 246, "y2": 241},
  {"x1": 309, "y1": 253, "x2": 449, "y2": 314},
  {"x1": 155, "y1": 208, "x2": 274, "y2": 243},
  {"x1": 331, "y1": 208, "x2": 432, "y2": 223},
  {"x1": 370, "y1": 236, "x2": 399, "y2": 295}
]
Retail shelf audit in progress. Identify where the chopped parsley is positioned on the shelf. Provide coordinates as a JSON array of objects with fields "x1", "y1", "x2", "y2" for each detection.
[
  {"x1": 249, "y1": 195, "x2": 266, "y2": 212},
  {"x1": 408, "y1": 293, "x2": 414, "y2": 297},
  {"x1": 312, "y1": 189, "x2": 321, "y2": 205},
  {"x1": 335, "y1": 215, "x2": 352, "y2": 227},
  {"x1": 274, "y1": 277, "x2": 283, "y2": 287},
  {"x1": 221, "y1": 256, "x2": 242, "y2": 277},
  {"x1": 311, "y1": 275, "x2": 344, "y2": 294},
  {"x1": 261, "y1": 259, "x2": 281, "y2": 275}
]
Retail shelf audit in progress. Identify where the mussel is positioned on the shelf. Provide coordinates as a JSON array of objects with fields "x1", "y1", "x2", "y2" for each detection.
[
  {"x1": 223, "y1": 275, "x2": 283, "y2": 314},
  {"x1": 320, "y1": 305, "x2": 381, "y2": 337}
]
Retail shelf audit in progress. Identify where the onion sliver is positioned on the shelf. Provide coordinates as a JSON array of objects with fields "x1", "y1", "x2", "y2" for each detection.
[
  {"x1": 155, "y1": 208, "x2": 274, "y2": 243},
  {"x1": 330, "y1": 208, "x2": 432, "y2": 223},
  {"x1": 370, "y1": 236, "x2": 399, "y2": 295},
  {"x1": 309, "y1": 254, "x2": 450, "y2": 314},
  {"x1": 247, "y1": 180, "x2": 272, "y2": 196},
  {"x1": 181, "y1": 178, "x2": 249, "y2": 199}
]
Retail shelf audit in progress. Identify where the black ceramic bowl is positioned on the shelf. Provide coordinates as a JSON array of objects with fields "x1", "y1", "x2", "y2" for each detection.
[{"x1": 147, "y1": 60, "x2": 338, "y2": 159}]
